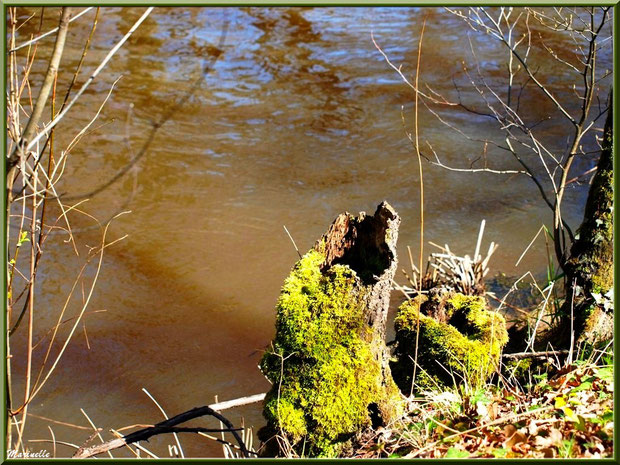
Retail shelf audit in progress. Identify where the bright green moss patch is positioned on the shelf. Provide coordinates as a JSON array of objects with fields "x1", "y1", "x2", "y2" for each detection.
[
  {"x1": 504, "y1": 358, "x2": 533, "y2": 382},
  {"x1": 392, "y1": 293, "x2": 508, "y2": 393},
  {"x1": 260, "y1": 250, "x2": 401, "y2": 457}
]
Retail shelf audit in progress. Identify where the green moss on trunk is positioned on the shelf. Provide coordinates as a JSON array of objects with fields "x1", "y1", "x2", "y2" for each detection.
[{"x1": 563, "y1": 96, "x2": 613, "y2": 345}]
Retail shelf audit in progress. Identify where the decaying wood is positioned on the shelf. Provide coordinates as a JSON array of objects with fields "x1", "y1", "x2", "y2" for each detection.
[
  {"x1": 315, "y1": 200, "x2": 401, "y2": 336},
  {"x1": 259, "y1": 202, "x2": 403, "y2": 456}
]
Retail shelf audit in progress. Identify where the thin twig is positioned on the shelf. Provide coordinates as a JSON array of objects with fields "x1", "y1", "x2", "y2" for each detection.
[
  {"x1": 142, "y1": 388, "x2": 185, "y2": 459},
  {"x1": 283, "y1": 225, "x2": 302, "y2": 259},
  {"x1": 80, "y1": 408, "x2": 113, "y2": 458},
  {"x1": 9, "y1": 8, "x2": 73, "y2": 173},
  {"x1": 502, "y1": 349, "x2": 571, "y2": 360},
  {"x1": 9, "y1": 7, "x2": 93, "y2": 53},
  {"x1": 21, "y1": 7, "x2": 155, "y2": 155},
  {"x1": 12, "y1": 214, "x2": 129, "y2": 414},
  {"x1": 27, "y1": 413, "x2": 91, "y2": 431},
  {"x1": 411, "y1": 16, "x2": 427, "y2": 397}
]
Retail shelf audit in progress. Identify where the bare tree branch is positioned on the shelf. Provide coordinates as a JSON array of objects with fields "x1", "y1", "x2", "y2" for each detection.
[
  {"x1": 8, "y1": 7, "x2": 94, "y2": 53},
  {"x1": 8, "y1": 8, "x2": 73, "y2": 174},
  {"x1": 16, "y1": 7, "x2": 155, "y2": 161},
  {"x1": 380, "y1": 6, "x2": 610, "y2": 272},
  {"x1": 73, "y1": 404, "x2": 251, "y2": 459}
]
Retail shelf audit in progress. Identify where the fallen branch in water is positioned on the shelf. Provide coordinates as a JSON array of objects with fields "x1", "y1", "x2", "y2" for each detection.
[
  {"x1": 74, "y1": 405, "x2": 245, "y2": 458},
  {"x1": 72, "y1": 393, "x2": 266, "y2": 458}
]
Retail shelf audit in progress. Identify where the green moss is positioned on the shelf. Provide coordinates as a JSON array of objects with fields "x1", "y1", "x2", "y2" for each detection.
[
  {"x1": 504, "y1": 358, "x2": 532, "y2": 381},
  {"x1": 260, "y1": 249, "x2": 401, "y2": 457},
  {"x1": 264, "y1": 396, "x2": 307, "y2": 442},
  {"x1": 591, "y1": 254, "x2": 613, "y2": 294},
  {"x1": 392, "y1": 293, "x2": 508, "y2": 392}
]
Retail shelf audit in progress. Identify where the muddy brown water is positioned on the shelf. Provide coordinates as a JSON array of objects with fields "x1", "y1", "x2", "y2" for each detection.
[{"x1": 7, "y1": 7, "x2": 610, "y2": 457}]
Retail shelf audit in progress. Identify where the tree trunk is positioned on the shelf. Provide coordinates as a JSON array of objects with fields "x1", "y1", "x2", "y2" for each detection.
[
  {"x1": 258, "y1": 202, "x2": 403, "y2": 457},
  {"x1": 563, "y1": 93, "x2": 613, "y2": 346}
]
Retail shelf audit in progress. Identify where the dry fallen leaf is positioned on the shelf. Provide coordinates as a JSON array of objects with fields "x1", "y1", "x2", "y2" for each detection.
[
  {"x1": 503, "y1": 424, "x2": 516, "y2": 437},
  {"x1": 541, "y1": 447, "x2": 555, "y2": 458},
  {"x1": 503, "y1": 426, "x2": 527, "y2": 449}
]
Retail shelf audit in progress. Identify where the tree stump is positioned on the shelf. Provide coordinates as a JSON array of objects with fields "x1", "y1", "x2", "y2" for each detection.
[
  {"x1": 258, "y1": 202, "x2": 403, "y2": 457},
  {"x1": 391, "y1": 291, "x2": 508, "y2": 393}
]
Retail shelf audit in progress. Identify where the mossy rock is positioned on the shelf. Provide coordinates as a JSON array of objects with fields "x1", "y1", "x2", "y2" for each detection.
[
  {"x1": 391, "y1": 292, "x2": 508, "y2": 393},
  {"x1": 259, "y1": 203, "x2": 403, "y2": 457}
]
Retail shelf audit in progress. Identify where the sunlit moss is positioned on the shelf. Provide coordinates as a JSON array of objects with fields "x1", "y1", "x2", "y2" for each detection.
[
  {"x1": 504, "y1": 358, "x2": 533, "y2": 382},
  {"x1": 392, "y1": 293, "x2": 508, "y2": 392},
  {"x1": 260, "y1": 249, "x2": 402, "y2": 457}
]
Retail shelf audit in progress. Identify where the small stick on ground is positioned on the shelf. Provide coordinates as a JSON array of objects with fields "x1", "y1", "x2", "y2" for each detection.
[{"x1": 502, "y1": 349, "x2": 571, "y2": 360}]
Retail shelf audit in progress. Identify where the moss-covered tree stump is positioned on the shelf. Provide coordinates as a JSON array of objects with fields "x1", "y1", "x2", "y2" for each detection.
[
  {"x1": 391, "y1": 291, "x2": 508, "y2": 393},
  {"x1": 259, "y1": 202, "x2": 404, "y2": 457}
]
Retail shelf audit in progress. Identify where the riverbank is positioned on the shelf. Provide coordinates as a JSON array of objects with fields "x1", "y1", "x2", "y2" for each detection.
[{"x1": 346, "y1": 361, "x2": 613, "y2": 459}]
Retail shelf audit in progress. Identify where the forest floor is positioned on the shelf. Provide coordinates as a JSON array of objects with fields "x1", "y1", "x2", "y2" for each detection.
[{"x1": 347, "y1": 361, "x2": 614, "y2": 459}]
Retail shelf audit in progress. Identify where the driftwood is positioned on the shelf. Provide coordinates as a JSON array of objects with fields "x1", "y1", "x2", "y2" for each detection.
[{"x1": 73, "y1": 394, "x2": 266, "y2": 459}]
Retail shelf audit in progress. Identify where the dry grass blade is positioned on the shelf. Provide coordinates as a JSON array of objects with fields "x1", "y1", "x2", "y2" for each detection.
[
  {"x1": 27, "y1": 413, "x2": 92, "y2": 431},
  {"x1": 48, "y1": 425, "x2": 57, "y2": 458},
  {"x1": 28, "y1": 438, "x2": 81, "y2": 450},
  {"x1": 80, "y1": 408, "x2": 113, "y2": 458},
  {"x1": 403, "y1": 220, "x2": 496, "y2": 297},
  {"x1": 142, "y1": 387, "x2": 185, "y2": 458}
]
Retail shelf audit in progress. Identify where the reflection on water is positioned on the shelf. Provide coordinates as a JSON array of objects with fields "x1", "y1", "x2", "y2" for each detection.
[{"x1": 8, "y1": 6, "x2": 610, "y2": 457}]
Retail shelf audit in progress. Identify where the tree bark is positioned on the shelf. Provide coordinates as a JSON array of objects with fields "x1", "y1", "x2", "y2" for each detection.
[
  {"x1": 315, "y1": 200, "x2": 400, "y2": 341},
  {"x1": 562, "y1": 92, "x2": 614, "y2": 345}
]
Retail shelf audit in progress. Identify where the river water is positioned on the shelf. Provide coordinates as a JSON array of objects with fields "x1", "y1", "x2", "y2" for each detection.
[{"x1": 8, "y1": 6, "x2": 610, "y2": 457}]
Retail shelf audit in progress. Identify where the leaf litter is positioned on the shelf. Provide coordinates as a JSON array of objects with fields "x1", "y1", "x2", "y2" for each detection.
[{"x1": 345, "y1": 363, "x2": 613, "y2": 458}]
